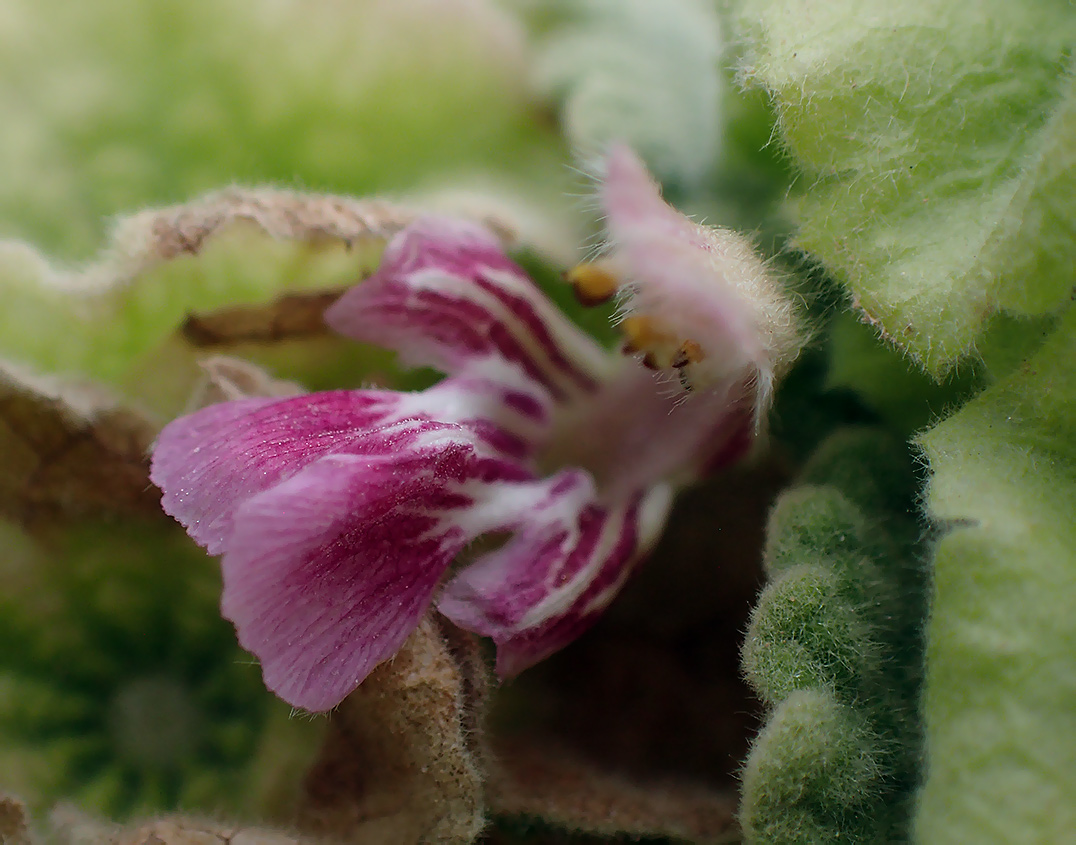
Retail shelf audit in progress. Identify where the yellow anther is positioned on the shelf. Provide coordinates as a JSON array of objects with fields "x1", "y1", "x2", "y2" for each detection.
[
  {"x1": 566, "y1": 262, "x2": 620, "y2": 306},
  {"x1": 620, "y1": 315, "x2": 683, "y2": 355},
  {"x1": 672, "y1": 339, "x2": 705, "y2": 368},
  {"x1": 620, "y1": 315, "x2": 672, "y2": 354},
  {"x1": 619, "y1": 319, "x2": 706, "y2": 389}
]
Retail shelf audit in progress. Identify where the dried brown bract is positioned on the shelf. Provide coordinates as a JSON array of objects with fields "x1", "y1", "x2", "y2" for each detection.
[
  {"x1": 299, "y1": 617, "x2": 487, "y2": 845},
  {"x1": 93, "y1": 190, "x2": 419, "y2": 296},
  {"x1": 488, "y1": 742, "x2": 738, "y2": 842},
  {"x1": 180, "y1": 291, "x2": 345, "y2": 350},
  {"x1": 185, "y1": 356, "x2": 304, "y2": 411},
  {"x1": 0, "y1": 795, "x2": 32, "y2": 845},
  {"x1": 48, "y1": 808, "x2": 307, "y2": 845},
  {"x1": 0, "y1": 362, "x2": 160, "y2": 525}
]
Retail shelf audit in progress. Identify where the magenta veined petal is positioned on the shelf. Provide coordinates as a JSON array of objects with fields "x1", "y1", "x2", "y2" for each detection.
[
  {"x1": 602, "y1": 144, "x2": 765, "y2": 372},
  {"x1": 438, "y1": 475, "x2": 674, "y2": 677},
  {"x1": 220, "y1": 443, "x2": 499, "y2": 711},
  {"x1": 601, "y1": 143, "x2": 701, "y2": 246},
  {"x1": 326, "y1": 216, "x2": 612, "y2": 400},
  {"x1": 149, "y1": 383, "x2": 542, "y2": 556},
  {"x1": 407, "y1": 375, "x2": 554, "y2": 463},
  {"x1": 150, "y1": 391, "x2": 407, "y2": 555}
]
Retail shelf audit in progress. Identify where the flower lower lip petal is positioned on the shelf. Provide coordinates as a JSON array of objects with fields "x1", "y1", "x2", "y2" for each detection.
[
  {"x1": 220, "y1": 441, "x2": 522, "y2": 712},
  {"x1": 150, "y1": 377, "x2": 546, "y2": 560},
  {"x1": 408, "y1": 375, "x2": 553, "y2": 462},
  {"x1": 150, "y1": 390, "x2": 406, "y2": 555},
  {"x1": 438, "y1": 476, "x2": 674, "y2": 676}
]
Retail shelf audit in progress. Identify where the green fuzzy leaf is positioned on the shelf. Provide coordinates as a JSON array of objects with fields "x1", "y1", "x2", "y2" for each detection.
[
  {"x1": 743, "y1": 564, "x2": 875, "y2": 703},
  {"x1": 761, "y1": 486, "x2": 874, "y2": 577},
  {"x1": 797, "y1": 427, "x2": 919, "y2": 523},
  {"x1": 914, "y1": 306, "x2": 1076, "y2": 842},
  {"x1": 734, "y1": 0, "x2": 1076, "y2": 374},
  {"x1": 741, "y1": 429, "x2": 928, "y2": 843},
  {"x1": 740, "y1": 688, "x2": 883, "y2": 844},
  {"x1": 824, "y1": 314, "x2": 981, "y2": 435}
]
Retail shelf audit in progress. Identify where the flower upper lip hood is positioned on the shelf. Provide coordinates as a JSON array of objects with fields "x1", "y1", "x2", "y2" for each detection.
[
  {"x1": 150, "y1": 147, "x2": 802, "y2": 711},
  {"x1": 595, "y1": 143, "x2": 803, "y2": 416}
]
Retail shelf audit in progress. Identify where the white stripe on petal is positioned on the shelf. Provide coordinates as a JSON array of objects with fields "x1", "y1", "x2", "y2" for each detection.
[
  {"x1": 327, "y1": 217, "x2": 614, "y2": 401},
  {"x1": 438, "y1": 477, "x2": 675, "y2": 677}
]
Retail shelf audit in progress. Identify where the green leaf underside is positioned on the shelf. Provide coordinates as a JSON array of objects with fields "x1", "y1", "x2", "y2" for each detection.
[
  {"x1": 824, "y1": 313, "x2": 981, "y2": 435},
  {"x1": 535, "y1": 0, "x2": 724, "y2": 189},
  {"x1": 914, "y1": 306, "x2": 1076, "y2": 842}
]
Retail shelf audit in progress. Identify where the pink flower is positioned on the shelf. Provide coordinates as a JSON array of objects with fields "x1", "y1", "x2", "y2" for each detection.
[{"x1": 150, "y1": 146, "x2": 802, "y2": 711}]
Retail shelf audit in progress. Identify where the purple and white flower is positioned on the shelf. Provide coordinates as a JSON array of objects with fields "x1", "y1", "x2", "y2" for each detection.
[{"x1": 150, "y1": 146, "x2": 802, "y2": 711}]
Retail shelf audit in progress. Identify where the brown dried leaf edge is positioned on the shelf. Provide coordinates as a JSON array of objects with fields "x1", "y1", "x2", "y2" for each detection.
[
  {"x1": 3, "y1": 189, "x2": 421, "y2": 300},
  {"x1": 0, "y1": 362, "x2": 161, "y2": 525}
]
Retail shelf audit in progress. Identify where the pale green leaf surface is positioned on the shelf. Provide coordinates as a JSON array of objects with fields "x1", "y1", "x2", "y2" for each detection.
[
  {"x1": 535, "y1": 0, "x2": 724, "y2": 188},
  {"x1": 915, "y1": 306, "x2": 1076, "y2": 842},
  {"x1": 735, "y1": 0, "x2": 1076, "y2": 374},
  {"x1": 0, "y1": 0, "x2": 566, "y2": 258},
  {"x1": 1, "y1": 231, "x2": 376, "y2": 383}
]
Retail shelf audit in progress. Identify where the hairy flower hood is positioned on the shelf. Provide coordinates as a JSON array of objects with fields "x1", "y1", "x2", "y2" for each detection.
[{"x1": 150, "y1": 147, "x2": 803, "y2": 711}]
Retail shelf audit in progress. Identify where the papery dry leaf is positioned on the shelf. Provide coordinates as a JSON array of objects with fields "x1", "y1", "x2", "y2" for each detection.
[
  {"x1": 186, "y1": 356, "x2": 304, "y2": 411},
  {"x1": 135, "y1": 190, "x2": 407, "y2": 255},
  {"x1": 7, "y1": 187, "x2": 523, "y2": 301},
  {"x1": 48, "y1": 808, "x2": 307, "y2": 845},
  {"x1": 299, "y1": 616, "x2": 488, "y2": 845},
  {"x1": 2, "y1": 185, "x2": 535, "y2": 417},
  {"x1": 86, "y1": 190, "x2": 419, "y2": 296},
  {"x1": 115, "y1": 184, "x2": 528, "y2": 279},
  {"x1": 437, "y1": 617, "x2": 491, "y2": 760},
  {"x1": 0, "y1": 362, "x2": 160, "y2": 524},
  {"x1": 46, "y1": 807, "x2": 118, "y2": 845},
  {"x1": 0, "y1": 795, "x2": 32, "y2": 845},
  {"x1": 488, "y1": 742, "x2": 739, "y2": 843}
]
